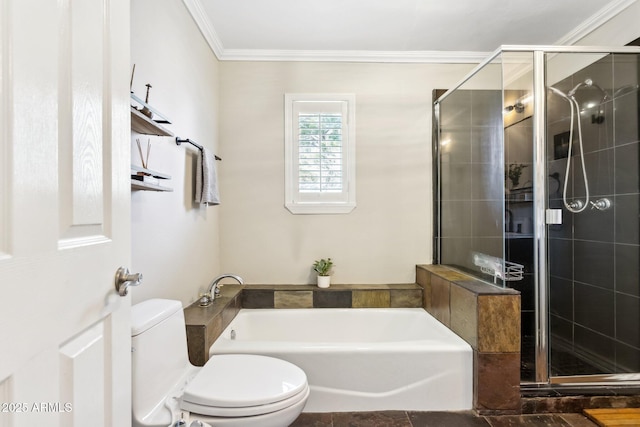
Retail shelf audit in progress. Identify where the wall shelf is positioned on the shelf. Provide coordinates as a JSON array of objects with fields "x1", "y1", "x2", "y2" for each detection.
[
  {"x1": 131, "y1": 180, "x2": 173, "y2": 192},
  {"x1": 506, "y1": 187, "x2": 533, "y2": 203},
  {"x1": 129, "y1": 93, "x2": 173, "y2": 191},
  {"x1": 131, "y1": 107, "x2": 174, "y2": 136},
  {"x1": 131, "y1": 165, "x2": 172, "y2": 192}
]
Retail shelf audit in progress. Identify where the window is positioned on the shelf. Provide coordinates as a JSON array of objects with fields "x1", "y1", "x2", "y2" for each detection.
[{"x1": 284, "y1": 93, "x2": 356, "y2": 214}]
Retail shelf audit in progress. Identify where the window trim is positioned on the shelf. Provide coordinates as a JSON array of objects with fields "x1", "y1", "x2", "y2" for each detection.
[{"x1": 284, "y1": 93, "x2": 356, "y2": 214}]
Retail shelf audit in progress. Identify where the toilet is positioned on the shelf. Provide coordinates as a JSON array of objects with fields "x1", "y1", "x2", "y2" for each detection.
[{"x1": 131, "y1": 299, "x2": 309, "y2": 427}]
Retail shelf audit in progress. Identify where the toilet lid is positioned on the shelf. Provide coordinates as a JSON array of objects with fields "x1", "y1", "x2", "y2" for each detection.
[
  {"x1": 181, "y1": 354, "x2": 307, "y2": 408},
  {"x1": 181, "y1": 383, "x2": 309, "y2": 418}
]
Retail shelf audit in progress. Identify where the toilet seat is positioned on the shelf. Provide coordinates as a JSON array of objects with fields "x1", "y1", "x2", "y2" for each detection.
[
  {"x1": 180, "y1": 354, "x2": 308, "y2": 418},
  {"x1": 182, "y1": 384, "x2": 309, "y2": 417}
]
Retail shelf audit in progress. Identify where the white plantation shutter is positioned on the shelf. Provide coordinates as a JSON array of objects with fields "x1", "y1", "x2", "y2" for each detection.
[
  {"x1": 285, "y1": 94, "x2": 356, "y2": 214},
  {"x1": 296, "y1": 103, "x2": 344, "y2": 194}
]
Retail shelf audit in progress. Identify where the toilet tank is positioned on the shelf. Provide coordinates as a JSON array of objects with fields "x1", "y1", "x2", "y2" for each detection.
[{"x1": 131, "y1": 299, "x2": 191, "y2": 424}]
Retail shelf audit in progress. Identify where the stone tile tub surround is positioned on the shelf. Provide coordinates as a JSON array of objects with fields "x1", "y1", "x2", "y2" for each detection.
[
  {"x1": 416, "y1": 264, "x2": 521, "y2": 414},
  {"x1": 184, "y1": 277, "x2": 519, "y2": 414},
  {"x1": 184, "y1": 278, "x2": 519, "y2": 413},
  {"x1": 184, "y1": 284, "x2": 242, "y2": 366},
  {"x1": 242, "y1": 283, "x2": 423, "y2": 309},
  {"x1": 183, "y1": 283, "x2": 422, "y2": 366}
]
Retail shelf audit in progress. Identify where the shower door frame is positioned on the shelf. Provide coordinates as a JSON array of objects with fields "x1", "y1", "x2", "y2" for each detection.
[
  {"x1": 533, "y1": 45, "x2": 640, "y2": 386},
  {"x1": 435, "y1": 45, "x2": 640, "y2": 386}
]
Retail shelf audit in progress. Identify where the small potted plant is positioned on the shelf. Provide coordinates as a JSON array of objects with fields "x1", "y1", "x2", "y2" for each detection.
[
  {"x1": 313, "y1": 258, "x2": 333, "y2": 288},
  {"x1": 506, "y1": 163, "x2": 528, "y2": 189}
]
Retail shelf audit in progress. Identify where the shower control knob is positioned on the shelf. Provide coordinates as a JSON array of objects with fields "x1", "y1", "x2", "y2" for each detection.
[
  {"x1": 590, "y1": 198, "x2": 611, "y2": 211},
  {"x1": 567, "y1": 200, "x2": 584, "y2": 210}
]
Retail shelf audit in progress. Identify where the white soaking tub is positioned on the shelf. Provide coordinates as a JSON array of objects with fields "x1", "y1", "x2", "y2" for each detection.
[{"x1": 209, "y1": 308, "x2": 472, "y2": 413}]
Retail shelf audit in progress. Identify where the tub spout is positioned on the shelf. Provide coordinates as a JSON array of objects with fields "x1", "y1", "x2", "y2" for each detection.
[{"x1": 200, "y1": 274, "x2": 244, "y2": 306}]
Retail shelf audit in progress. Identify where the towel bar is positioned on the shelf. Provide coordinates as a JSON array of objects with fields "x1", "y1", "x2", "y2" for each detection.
[{"x1": 176, "y1": 137, "x2": 221, "y2": 160}]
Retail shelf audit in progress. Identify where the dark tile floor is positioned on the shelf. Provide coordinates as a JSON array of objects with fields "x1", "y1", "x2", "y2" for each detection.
[
  {"x1": 291, "y1": 411, "x2": 598, "y2": 427},
  {"x1": 520, "y1": 335, "x2": 603, "y2": 382}
]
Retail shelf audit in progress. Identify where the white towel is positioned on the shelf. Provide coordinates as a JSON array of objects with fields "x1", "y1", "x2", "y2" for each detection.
[{"x1": 195, "y1": 148, "x2": 220, "y2": 206}]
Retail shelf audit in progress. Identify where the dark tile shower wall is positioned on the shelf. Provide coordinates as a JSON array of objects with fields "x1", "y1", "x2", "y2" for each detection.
[
  {"x1": 504, "y1": 113, "x2": 536, "y2": 381},
  {"x1": 547, "y1": 53, "x2": 640, "y2": 375},
  {"x1": 439, "y1": 90, "x2": 504, "y2": 278}
]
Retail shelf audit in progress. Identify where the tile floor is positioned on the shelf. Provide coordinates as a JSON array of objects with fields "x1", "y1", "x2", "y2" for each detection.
[{"x1": 291, "y1": 411, "x2": 598, "y2": 426}]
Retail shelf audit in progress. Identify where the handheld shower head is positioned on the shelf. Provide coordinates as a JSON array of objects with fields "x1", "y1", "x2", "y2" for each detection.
[
  {"x1": 568, "y1": 79, "x2": 590, "y2": 97},
  {"x1": 548, "y1": 86, "x2": 570, "y2": 99},
  {"x1": 548, "y1": 81, "x2": 593, "y2": 213},
  {"x1": 567, "y1": 78, "x2": 609, "y2": 101}
]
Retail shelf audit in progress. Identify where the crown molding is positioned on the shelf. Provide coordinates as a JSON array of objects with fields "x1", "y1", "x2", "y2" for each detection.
[
  {"x1": 181, "y1": 0, "x2": 488, "y2": 63},
  {"x1": 555, "y1": 0, "x2": 638, "y2": 45},
  {"x1": 182, "y1": 0, "x2": 225, "y2": 58},
  {"x1": 185, "y1": 0, "x2": 637, "y2": 64},
  {"x1": 220, "y1": 49, "x2": 490, "y2": 63}
]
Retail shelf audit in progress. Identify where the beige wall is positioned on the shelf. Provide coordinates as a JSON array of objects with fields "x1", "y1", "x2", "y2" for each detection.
[
  {"x1": 127, "y1": 0, "x2": 640, "y2": 294},
  {"x1": 130, "y1": 0, "x2": 221, "y2": 305},
  {"x1": 218, "y1": 62, "x2": 474, "y2": 284}
]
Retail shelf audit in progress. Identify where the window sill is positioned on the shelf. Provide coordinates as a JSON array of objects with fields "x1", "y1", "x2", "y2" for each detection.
[{"x1": 285, "y1": 202, "x2": 356, "y2": 215}]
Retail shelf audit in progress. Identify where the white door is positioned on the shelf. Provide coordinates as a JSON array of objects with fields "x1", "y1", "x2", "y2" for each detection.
[{"x1": 0, "y1": 0, "x2": 131, "y2": 426}]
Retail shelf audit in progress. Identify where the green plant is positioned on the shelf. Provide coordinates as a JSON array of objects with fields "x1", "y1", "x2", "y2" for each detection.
[
  {"x1": 313, "y1": 258, "x2": 333, "y2": 276},
  {"x1": 506, "y1": 163, "x2": 528, "y2": 188}
]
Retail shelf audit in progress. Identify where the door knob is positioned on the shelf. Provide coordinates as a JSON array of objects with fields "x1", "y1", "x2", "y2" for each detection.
[{"x1": 115, "y1": 267, "x2": 143, "y2": 296}]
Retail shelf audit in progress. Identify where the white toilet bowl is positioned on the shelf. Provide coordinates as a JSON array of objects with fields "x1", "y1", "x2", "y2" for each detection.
[
  {"x1": 131, "y1": 299, "x2": 308, "y2": 427},
  {"x1": 179, "y1": 354, "x2": 309, "y2": 427}
]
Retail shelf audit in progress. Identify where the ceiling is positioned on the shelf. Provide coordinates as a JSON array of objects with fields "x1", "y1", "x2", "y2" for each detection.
[{"x1": 183, "y1": 0, "x2": 634, "y2": 62}]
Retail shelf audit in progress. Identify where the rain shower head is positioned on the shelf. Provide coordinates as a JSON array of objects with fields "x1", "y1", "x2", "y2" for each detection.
[{"x1": 613, "y1": 84, "x2": 639, "y2": 98}]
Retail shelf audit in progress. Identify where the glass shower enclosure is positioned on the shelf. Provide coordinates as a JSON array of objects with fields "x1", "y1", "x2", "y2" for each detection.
[{"x1": 434, "y1": 45, "x2": 640, "y2": 384}]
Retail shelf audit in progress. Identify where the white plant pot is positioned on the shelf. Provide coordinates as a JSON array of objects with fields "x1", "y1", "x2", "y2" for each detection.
[{"x1": 317, "y1": 275, "x2": 331, "y2": 288}]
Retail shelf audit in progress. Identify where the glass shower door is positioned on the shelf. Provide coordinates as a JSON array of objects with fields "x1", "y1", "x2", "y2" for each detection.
[
  {"x1": 546, "y1": 51, "x2": 640, "y2": 379},
  {"x1": 437, "y1": 55, "x2": 506, "y2": 284},
  {"x1": 501, "y1": 51, "x2": 536, "y2": 381}
]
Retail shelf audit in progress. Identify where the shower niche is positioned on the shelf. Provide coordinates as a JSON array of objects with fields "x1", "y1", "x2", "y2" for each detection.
[{"x1": 434, "y1": 46, "x2": 640, "y2": 385}]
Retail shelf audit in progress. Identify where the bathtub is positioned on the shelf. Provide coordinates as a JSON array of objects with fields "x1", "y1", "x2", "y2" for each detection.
[{"x1": 209, "y1": 308, "x2": 473, "y2": 412}]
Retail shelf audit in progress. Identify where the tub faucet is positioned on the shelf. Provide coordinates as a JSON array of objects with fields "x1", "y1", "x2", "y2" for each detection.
[{"x1": 199, "y1": 274, "x2": 244, "y2": 306}]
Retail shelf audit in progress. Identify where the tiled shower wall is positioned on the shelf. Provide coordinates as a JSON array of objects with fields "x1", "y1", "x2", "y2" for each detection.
[
  {"x1": 438, "y1": 89, "x2": 504, "y2": 278},
  {"x1": 504, "y1": 117, "x2": 536, "y2": 381},
  {"x1": 547, "y1": 53, "x2": 640, "y2": 374}
]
